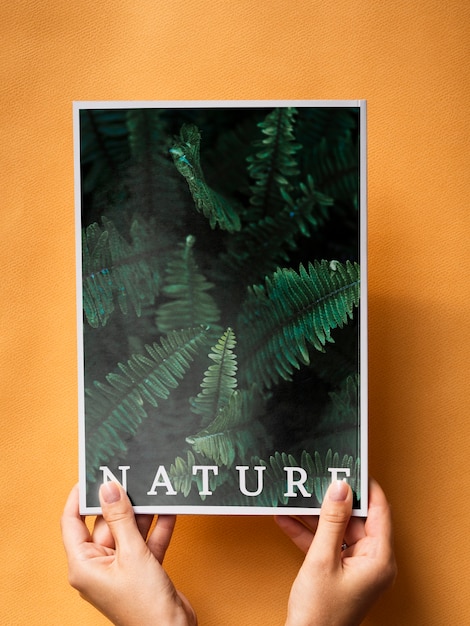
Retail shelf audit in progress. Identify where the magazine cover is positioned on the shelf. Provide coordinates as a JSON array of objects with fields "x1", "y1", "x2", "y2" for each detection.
[{"x1": 75, "y1": 100, "x2": 368, "y2": 515}]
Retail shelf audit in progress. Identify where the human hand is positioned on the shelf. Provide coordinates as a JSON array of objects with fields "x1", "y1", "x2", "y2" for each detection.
[
  {"x1": 275, "y1": 479, "x2": 397, "y2": 626},
  {"x1": 61, "y1": 483, "x2": 197, "y2": 626}
]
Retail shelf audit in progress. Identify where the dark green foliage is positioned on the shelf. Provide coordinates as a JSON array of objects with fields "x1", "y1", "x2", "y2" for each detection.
[
  {"x1": 156, "y1": 234, "x2": 221, "y2": 333},
  {"x1": 80, "y1": 104, "x2": 363, "y2": 508},
  {"x1": 85, "y1": 326, "x2": 210, "y2": 480},
  {"x1": 296, "y1": 107, "x2": 359, "y2": 206},
  {"x1": 221, "y1": 176, "x2": 334, "y2": 283},
  {"x1": 246, "y1": 107, "x2": 301, "y2": 219},
  {"x1": 169, "y1": 449, "x2": 232, "y2": 500},
  {"x1": 185, "y1": 329, "x2": 266, "y2": 469},
  {"x1": 238, "y1": 260, "x2": 360, "y2": 388},
  {"x1": 80, "y1": 109, "x2": 130, "y2": 195},
  {"x1": 82, "y1": 217, "x2": 160, "y2": 328},
  {"x1": 170, "y1": 124, "x2": 241, "y2": 232},
  {"x1": 186, "y1": 385, "x2": 266, "y2": 468},
  {"x1": 126, "y1": 108, "x2": 166, "y2": 162},
  {"x1": 223, "y1": 449, "x2": 360, "y2": 507},
  {"x1": 189, "y1": 327, "x2": 238, "y2": 425}
]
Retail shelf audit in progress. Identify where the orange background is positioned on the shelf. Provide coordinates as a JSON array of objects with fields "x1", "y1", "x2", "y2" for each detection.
[{"x1": 2, "y1": 1, "x2": 469, "y2": 624}]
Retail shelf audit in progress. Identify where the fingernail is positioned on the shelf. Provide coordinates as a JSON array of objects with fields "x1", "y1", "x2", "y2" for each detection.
[
  {"x1": 329, "y1": 480, "x2": 349, "y2": 501},
  {"x1": 100, "y1": 481, "x2": 121, "y2": 504}
]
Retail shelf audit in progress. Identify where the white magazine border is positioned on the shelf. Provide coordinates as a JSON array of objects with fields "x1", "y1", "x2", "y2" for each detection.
[{"x1": 74, "y1": 100, "x2": 368, "y2": 516}]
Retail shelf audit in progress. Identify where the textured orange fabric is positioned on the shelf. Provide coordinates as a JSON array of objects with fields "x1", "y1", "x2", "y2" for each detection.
[{"x1": 1, "y1": 1, "x2": 469, "y2": 624}]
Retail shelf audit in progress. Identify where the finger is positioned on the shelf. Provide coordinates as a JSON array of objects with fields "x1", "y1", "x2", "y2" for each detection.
[
  {"x1": 365, "y1": 479, "x2": 394, "y2": 542},
  {"x1": 360, "y1": 479, "x2": 397, "y2": 586},
  {"x1": 306, "y1": 480, "x2": 353, "y2": 568},
  {"x1": 275, "y1": 515, "x2": 316, "y2": 554},
  {"x1": 136, "y1": 514, "x2": 156, "y2": 541},
  {"x1": 91, "y1": 515, "x2": 115, "y2": 549},
  {"x1": 92, "y1": 512, "x2": 155, "y2": 548},
  {"x1": 98, "y1": 482, "x2": 146, "y2": 557},
  {"x1": 363, "y1": 478, "x2": 396, "y2": 568},
  {"x1": 61, "y1": 484, "x2": 91, "y2": 558},
  {"x1": 342, "y1": 515, "x2": 366, "y2": 548},
  {"x1": 337, "y1": 482, "x2": 390, "y2": 550},
  {"x1": 147, "y1": 514, "x2": 177, "y2": 563},
  {"x1": 290, "y1": 515, "x2": 320, "y2": 534}
]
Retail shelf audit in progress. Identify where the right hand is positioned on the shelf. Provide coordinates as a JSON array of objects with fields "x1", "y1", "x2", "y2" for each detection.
[{"x1": 276, "y1": 478, "x2": 397, "y2": 626}]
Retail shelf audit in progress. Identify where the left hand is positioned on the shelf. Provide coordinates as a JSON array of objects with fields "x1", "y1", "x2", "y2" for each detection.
[{"x1": 61, "y1": 482, "x2": 197, "y2": 626}]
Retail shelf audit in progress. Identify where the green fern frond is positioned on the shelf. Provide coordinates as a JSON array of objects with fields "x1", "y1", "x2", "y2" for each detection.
[
  {"x1": 123, "y1": 109, "x2": 186, "y2": 226},
  {"x1": 190, "y1": 328, "x2": 238, "y2": 425},
  {"x1": 257, "y1": 451, "x2": 294, "y2": 506},
  {"x1": 170, "y1": 124, "x2": 241, "y2": 232},
  {"x1": 246, "y1": 107, "x2": 301, "y2": 219},
  {"x1": 82, "y1": 217, "x2": 160, "y2": 328},
  {"x1": 300, "y1": 374, "x2": 360, "y2": 461},
  {"x1": 80, "y1": 109, "x2": 130, "y2": 194},
  {"x1": 222, "y1": 176, "x2": 334, "y2": 284},
  {"x1": 186, "y1": 386, "x2": 265, "y2": 467},
  {"x1": 230, "y1": 449, "x2": 360, "y2": 507},
  {"x1": 238, "y1": 260, "x2": 360, "y2": 388},
  {"x1": 308, "y1": 320, "x2": 359, "y2": 386},
  {"x1": 169, "y1": 449, "x2": 232, "y2": 499},
  {"x1": 85, "y1": 326, "x2": 210, "y2": 480},
  {"x1": 308, "y1": 133, "x2": 359, "y2": 207},
  {"x1": 296, "y1": 107, "x2": 358, "y2": 150},
  {"x1": 155, "y1": 235, "x2": 221, "y2": 333},
  {"x1": 168, "y1": 450, "x2": 197, "y2": 497},
  {"x1": 280, "y1": 174, "x2": 334, "y2": 235},
  {"x1": 126, "y1": 108, "x2": 166, "y2": 162},
  {"x1": 308, "y1": 449, "x2": 361, "y2": 503},
  {"x1": 321, "y1": 374, "x2": 359, "y2": 428},
  {"x1": 295, "y1": 107, "x2": 359, "y2": 205}
]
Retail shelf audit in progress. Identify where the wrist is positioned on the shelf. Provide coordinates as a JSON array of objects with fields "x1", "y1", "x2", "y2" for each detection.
[{"x1": 107, "y1": 594, "x2": 196, "y2": 626}]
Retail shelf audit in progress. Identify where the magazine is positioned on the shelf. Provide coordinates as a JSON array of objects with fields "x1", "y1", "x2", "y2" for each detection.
[{"x1": 74, "y1": 100, "x2": 368, "y2": 515}]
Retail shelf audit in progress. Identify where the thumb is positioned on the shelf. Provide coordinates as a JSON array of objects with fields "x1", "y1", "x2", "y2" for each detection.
[
  {"x1": 308, "y1": 480, "x2": 352, "y2": 566},
  {"x1": 99, "y1": 481, "x2": 144, "y2": 555}
]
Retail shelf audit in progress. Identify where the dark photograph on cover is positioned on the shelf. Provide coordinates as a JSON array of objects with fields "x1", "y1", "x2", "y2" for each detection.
[{"x1": 75, "y1": 100, "x2": 368, "y2": 515}]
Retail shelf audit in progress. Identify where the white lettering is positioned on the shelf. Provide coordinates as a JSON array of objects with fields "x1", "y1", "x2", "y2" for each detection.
[
  {"x1": 99, "y1": 465, "x2": 130, "y2": 491},
  {"x1": 147, "y1": 465, "x2": 177, "y2": 495},
  {"x1": 327, "y1": 467, "x2": 351, "y2": 482},
  {"x1": 192, "y1": 465, "x2": 218, "y2": 495},
  {"x1": 236, "y1": 465, "x2": 267, "y2": 496},
  {"x1": 283, "y1": 467, "x2": 312, "y2": 498}
]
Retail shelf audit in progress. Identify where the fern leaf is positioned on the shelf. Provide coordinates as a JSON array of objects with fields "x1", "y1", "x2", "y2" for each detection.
[
  {"x1": 190, "y1": 328, "x2": 238, "y2": 425},
  {"x1": 238, "y1": 260, "x2": 360, "y2": 388},
  {"x1": 155, "y1": 235, "x2": 221, "y2": 333},
  {"x1": 232, "y1": 449, "x2": 360, "y2": 507},
  {"x1": 80, "y1": 108, "x2": 130, "y2": 194},
  {"x1": 186, "y1": 385, "x2": 265, "y2": 467},
  {"x1": 246, "y1": 107, "x2": 301, "y2": 219},
  {"x1": 321, "y1": 374, "x2": 359, "y2": 428},
  {"x1": 307, "y1": 133, "x2": 359, "y2": 207},
  {"x1": 238, "y1": 452, "x2": 293, "y2": 507},
  {"x1": 222, "y1": 176, "x2": 333, "y2": 284},
  {"x1": 169, "y1": 449, "x2": 232, "y2": 499},
  {"x1": 170, "y1": 124, "x2": 241, "y2": 232},
  {"x1": 85, "y1": 326, "x2": 210, "y2": 480},
  {"x1": 126, "y1": 108, "x2": 166, "y2": 162},
  {"x1": 310, "y1": 449, "x2": 361, "y2": 503},
  {"x1": 169, "y1": 450, "x2": 197, "y2": 497},
  {"x1": 295, "y1": 107, "x2": 359, "y2": 205},
  {"x1": 123, "y1": 108, "x2": 188, "y2": 228},
  {"x1": 280, "y1": 174, "x2": 334, "y2": 236},
  {"x1": 82, "y1": 217, "x2": 160, "y2": 327}
]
